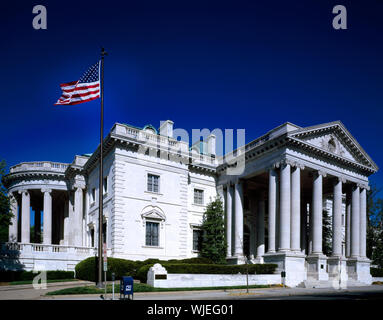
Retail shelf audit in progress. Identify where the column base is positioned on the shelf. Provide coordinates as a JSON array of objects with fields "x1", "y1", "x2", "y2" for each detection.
[
  {"x1": 226, "y1": 255, "x2": 247, "y2": 265},
  {"x1": 327, "y1": 256, "x2": 348, "y2": 288},
  {"x1": 251, "y1": 256, "x2": 264, "y2": 264},
  {"x1": 306, "y1": 253, "x2": 329, "y2": 281},
  {"x1": 346, "y1": 256, "x2": 372, "y2": 284},
  {"x1": 263, "y1": 251, "x2": 306, "y2": 287}
]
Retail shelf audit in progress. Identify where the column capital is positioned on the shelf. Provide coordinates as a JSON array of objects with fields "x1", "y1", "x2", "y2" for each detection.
[
  {"x1": 333, "y1": 176, "x2": 346, "y2": 185},
  {"x1": 74, "y1": 184, "x2": 86, "y2": 191},
  {"x1": 357, "y1": 183, "x2": 369, "y2": 190},
  {"x1": 41, "y1": 188, "x2": 52, "y2": 194},
  {"x1": 274, "y1": 158, "x2": 294, "y2": 169},
  {"x1": 18, "y1": 190, "x2": 29, "y2": 196},
  {"x1": 317, "y1": 170, "x2": 327, "y2": 178}
]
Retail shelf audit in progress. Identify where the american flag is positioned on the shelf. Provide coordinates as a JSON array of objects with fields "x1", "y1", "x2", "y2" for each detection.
[{"x1": 54, "y1": 62, "x2": 100, "y2": 105}]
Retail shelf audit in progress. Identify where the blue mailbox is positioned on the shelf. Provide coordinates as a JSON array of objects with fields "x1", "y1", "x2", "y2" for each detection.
[{"x1": 120, "y1": 276, "x2": 134, "y2": 300}]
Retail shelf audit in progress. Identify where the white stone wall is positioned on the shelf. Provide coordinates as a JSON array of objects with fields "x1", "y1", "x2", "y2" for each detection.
[
  {"x1": 89, "y1": 145, "x2": 218, "y2": 262},
  {"x1": 87, "y1": 149, "x2": 115, "y2": 249},
  {"x1": 148, "y1": 273, "x2": 281, "y2": 288}
]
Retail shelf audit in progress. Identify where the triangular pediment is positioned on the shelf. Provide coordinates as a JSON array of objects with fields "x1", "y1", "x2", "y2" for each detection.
[
  {"x1": 288, "y1": 121, "x2": 378, "y2": 172},
  {"x1": 141, "y1": 209, "x2": 166, "y2": 221}
]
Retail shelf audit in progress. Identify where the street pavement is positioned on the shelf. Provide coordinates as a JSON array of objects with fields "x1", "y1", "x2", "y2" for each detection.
[
  {"x1": 1, "y1": 281, "x2": 383, "y2": 300},
  {"x1": 39, "y1": 284, "x2": 383, "y2": 300}
]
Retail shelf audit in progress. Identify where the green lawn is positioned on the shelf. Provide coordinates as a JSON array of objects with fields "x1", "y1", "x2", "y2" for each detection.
[{"x1": 46, "y1": 283, "x2": 281, "y2": 296}]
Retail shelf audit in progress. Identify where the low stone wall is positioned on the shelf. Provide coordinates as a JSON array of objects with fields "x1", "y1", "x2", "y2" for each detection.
[
  {"x1": 372, "y1": 277, "x2": 383, "y2": 282},
  {"x1": 147, "y1": 264, "x2": 281, "y2": 288}
]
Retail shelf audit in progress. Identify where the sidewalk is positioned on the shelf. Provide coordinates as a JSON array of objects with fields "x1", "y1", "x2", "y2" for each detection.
[{"x1": 39, "y1": 285, "x2": 383, "y2": 300}]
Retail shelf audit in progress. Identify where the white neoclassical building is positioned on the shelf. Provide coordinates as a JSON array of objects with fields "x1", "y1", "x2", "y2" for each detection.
[{"x1": 1, "y1": 120, "x2": 378, "y2": 287}]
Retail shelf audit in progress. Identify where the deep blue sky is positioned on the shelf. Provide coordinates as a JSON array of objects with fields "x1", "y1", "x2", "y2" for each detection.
[{"x1": 1, "y1": 0, "x2": 383, "y2": 189}]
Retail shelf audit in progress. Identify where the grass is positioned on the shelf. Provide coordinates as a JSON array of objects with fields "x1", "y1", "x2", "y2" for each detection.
[
  {"x1": 46, "y1": 283, "x2": 280, "y2": 296},
  {"x1": 8, "y1": 279, "x2": 79, "y2": 286}
]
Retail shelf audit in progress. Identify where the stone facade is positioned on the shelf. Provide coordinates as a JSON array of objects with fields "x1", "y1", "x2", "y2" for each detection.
[{"x1": 1, "y1": 120, "x2": 378, "y2": 287}]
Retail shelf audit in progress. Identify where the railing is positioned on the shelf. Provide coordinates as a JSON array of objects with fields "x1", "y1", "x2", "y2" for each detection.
[
  {"x1": 10, "y1": 162, "x2": 69, "y2": 174},
  {"x1": 1, "y1": 242, "x2": 96, "y2": 256},
  {"x1": 113, "y1": 123, "x2": 216, "y2": 166}
]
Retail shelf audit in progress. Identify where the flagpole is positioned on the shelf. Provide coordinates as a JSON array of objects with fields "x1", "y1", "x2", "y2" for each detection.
[{"x1": 97, "y1": 47, "x2": 107, "y2": 288}]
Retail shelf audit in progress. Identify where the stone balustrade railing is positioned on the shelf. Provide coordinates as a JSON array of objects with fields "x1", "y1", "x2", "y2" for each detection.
[
  {"x1": 113, "y1": 123, "x2": 217, "y2": 166},
  {"x1": 1, "y1": 242, "x2": 97, "y2": 255},
  {"x1": 10, "y1": 162, "x2": 69, "y2": 174}
]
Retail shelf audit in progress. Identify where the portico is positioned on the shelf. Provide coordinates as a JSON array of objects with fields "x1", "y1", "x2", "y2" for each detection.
[{"x1": 218, "y1": 121, "x2": 377, "y2": 287}]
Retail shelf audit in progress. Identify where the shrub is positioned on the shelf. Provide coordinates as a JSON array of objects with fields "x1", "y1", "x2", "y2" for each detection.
[
  {"x1": 371, "y1": 267, "x2": 383, "y2": 277},
  {"x1": 75, "y1": 257, "x2": 139, "y2": 282},
  {"x1": 136, "y1": 263, "x2": 278, "y2": 283}
]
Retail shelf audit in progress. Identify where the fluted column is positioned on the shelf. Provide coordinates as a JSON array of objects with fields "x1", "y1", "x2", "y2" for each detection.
[
  {"x1": 359, "y1": 187, "x2": 367, "y2": 258},
  {"x1": 351, "y1": 184, "x2": 360, "y2": 258},
  {"x1": 332, "y1": 178, "x2": 343, "y2": 257},
  {"x1": 312, "y1": 171, "x2": 324, "y2": 255},
  {"x1": 74, "y1": 186, "x2": 84, "y2": 246},
  {"x1": 21, "y1": 190, "x2": 30, "y2": 243},
  {"x1": 9, "y1": 193, "x2": 18, "y2": 242},
  {"x1": 42, "y1": 189, "x2": 52, "y2": 245},
  {"x1": 291, "y1": 165, "x2": 301, "y2": 252},
  {"x1": 256, "y1": 192, "x2": 265, "y2": 258},
  {"x1": 226, "y1": 183, "x2": 233, "y2": 257},
  {"x1": 234, "y1": 180, "x2": 244, "y2": 257},
  {"x1": 268, "y1": 168, "x2": 277, "y2": 253},
  {"x1": 279, "y1": 162, "x2": 291, "y2": 252},
  {"x1": 300, "y1": 199, "x2": 307, "y2": 254},
  {"x1": 345, "y1": 191, "x2": 351, "y2": 257}
]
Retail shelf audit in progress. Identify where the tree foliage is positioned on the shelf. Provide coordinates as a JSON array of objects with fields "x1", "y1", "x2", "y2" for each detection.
[
  {"x1": 0, "y1": 160, "x2": 12, "y2": 242},
  {"x1": 200, "y1": 197, "x2": 227, "y2": 264},
  {"x1": 367, "y1": 185, "x2": 383, "y2": 268}
]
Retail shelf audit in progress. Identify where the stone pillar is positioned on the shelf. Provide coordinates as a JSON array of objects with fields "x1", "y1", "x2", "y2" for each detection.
[
  {"x1": 300, "y1": 199, "x2": 307, "y2": 254},
  {"x1": 74, "y1": 186, "x2": 84, "y2": 246},
  {"x1": 359, "y1": 187, "x2": 367, "y2": 258},
  {"x1": 291, "y1": 165, "x2": 301, "y2": 252},
  {"x1": 64, "y1": 192, "x2": 73, "y2": 245},
  {"x1": 345, "y1": 190, "x2": 351, "y2": 257},
  {"x1": 256, "y1": 192, "x2": 265, "y2": 260},
  {"x1": 226, "y1": 183, "x2": 233, "y2": 257},
  {"x1": 234, "y1": 180, "x2": 244, "y2": 258},
  {"x1": 9, "y1": 193, "x2": 18, "y2": 242},
  {"x1": 268, "y1": 168, "x2": 277, "y2": 253},
  {"x1": 332, "y1": 178, "x2": 343, "y2": 257},
  {"x1": 249, "y1": 195, "x2": 258, "y2": 259},
  {"x1": 351, "y1": 184, "x2": 360, "y2": 258},
  {"x1": 20, "y1": 190, "x2": 30, "y2": 243},
  {"x1": 312, "y1": 171, "x2": 324, "y2": 254},
  {"x1": 279, "y1": 162, "x2": 291, "y2": 252},
  {"x1": 308, "y1": 202, "x2": 313, "y2": 254},
  {"x1": 42, "y1": 189, "x2": 52, "y2": 245}
]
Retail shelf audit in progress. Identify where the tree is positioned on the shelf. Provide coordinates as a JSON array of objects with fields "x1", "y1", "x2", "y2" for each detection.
[
  {"x1": 0, "y1": 160, "x2": 12, "y2": 242},
  {"x1": 200, "y1": 197, "x2": 227, "y2": 264},
  {"x1": 367, "y1": 185, "x2": 383, "y2": 268}
]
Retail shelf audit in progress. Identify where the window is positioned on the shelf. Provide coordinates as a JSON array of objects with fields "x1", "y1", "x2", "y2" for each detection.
[
  {"x1": 103, "y1": 177, "x2": 108, "y2": 194},
  {"x1": 90, "y1": 229, "x2": 94, "y2": 247},
  {"x1": 91, "y1": 188, "x2": 96, "y2": 204},
  {"x1": 145, "y1": 221, "x2": 159, "y2": 246},
  {"x1": 147, "y1": 174, "x2": 160, "y2": 193},
  {"x1": 194, "y1": 189, "x2": 204, "y2": 205},
  {"x1": 193, "y1": 229, "x2": 203, "y2": 251}
]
